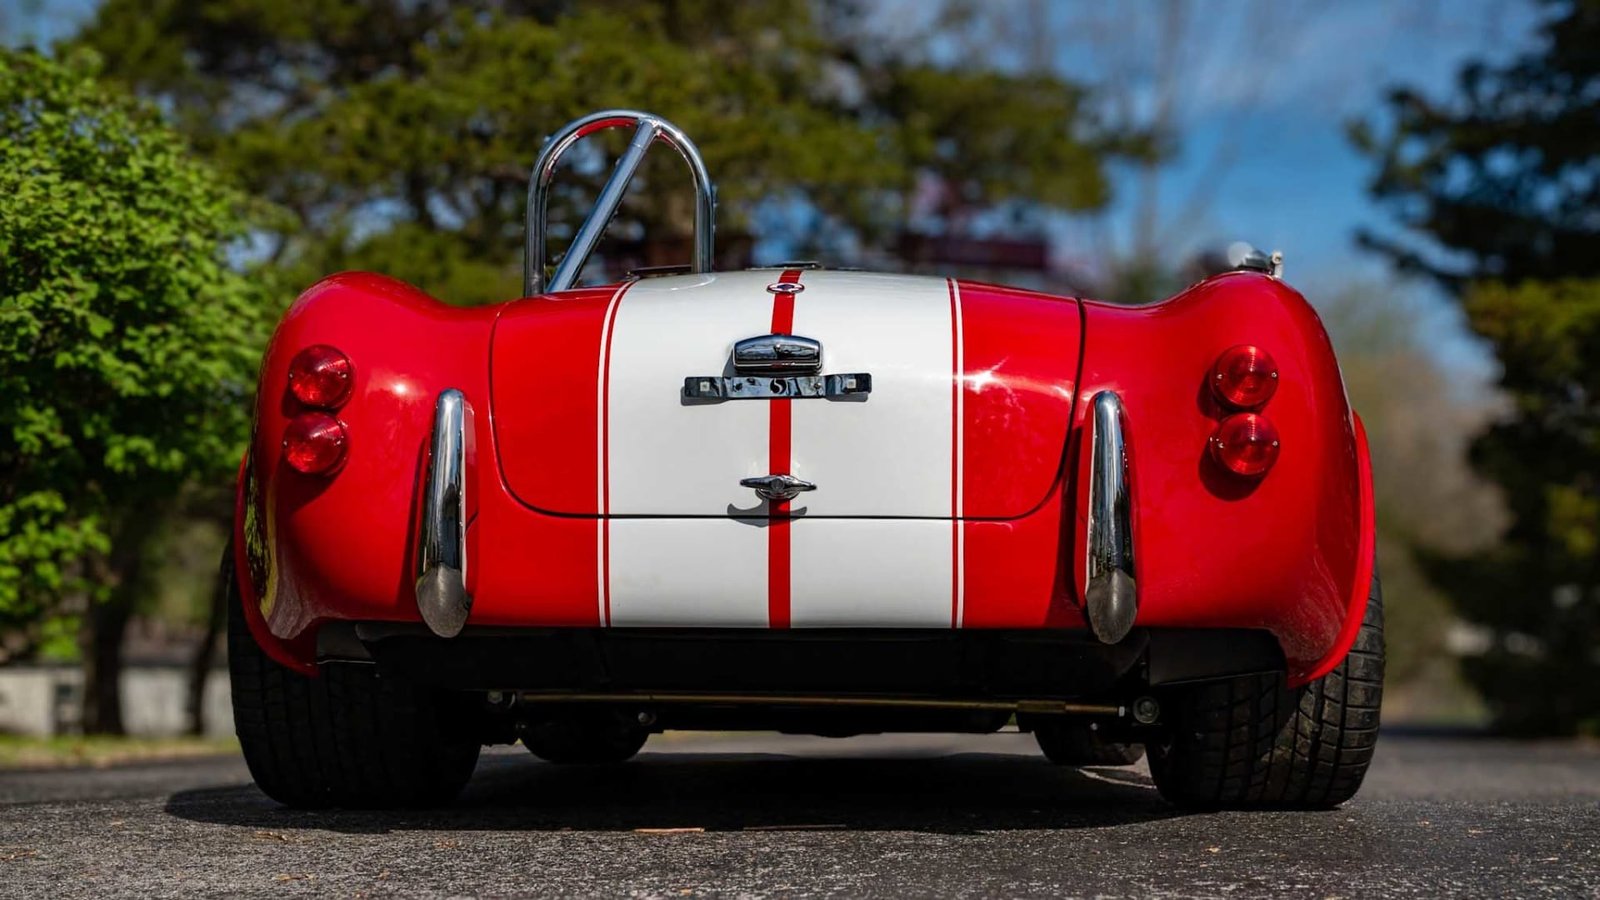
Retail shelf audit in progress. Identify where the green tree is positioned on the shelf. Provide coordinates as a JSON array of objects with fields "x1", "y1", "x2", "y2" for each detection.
[
  {"x1": 1353, "y1": 0, "x2": 1600, "y2": 733},
  {"x1": 1320, "y1": 285, "x2": 1504, "y2": 718},
  {"x1": 72, "y1": 0, "x2": 1146, "y2": 304},
  {"x1": 1352, "y1": 1, "x2": 1598, "y2": 289},
  {"x1": 0, "y1": 48, "x2": 273, "y2": 731}
]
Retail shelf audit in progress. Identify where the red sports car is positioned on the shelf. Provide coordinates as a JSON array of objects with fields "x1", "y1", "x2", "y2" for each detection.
[{"x1": 229, "y1": 110, "x2": 1382, "y2": 809}]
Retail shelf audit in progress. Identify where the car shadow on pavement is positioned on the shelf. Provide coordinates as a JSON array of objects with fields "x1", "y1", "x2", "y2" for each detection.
[{"x1": 164, "y1": 750, "x2": 1190, "y2": 834}]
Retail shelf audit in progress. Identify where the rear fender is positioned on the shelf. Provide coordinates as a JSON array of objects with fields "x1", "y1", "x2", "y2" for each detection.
[
  {"x1": 1071, "y1": 272, "x2": 1374, "y2": 684},
  {"x1": 233, "y1": 273, "x2": 500, "y2": 669}
]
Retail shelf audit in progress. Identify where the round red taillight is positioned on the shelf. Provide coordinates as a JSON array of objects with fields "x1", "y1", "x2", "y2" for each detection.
[
  {"x1": 1209, "y1": 412, "x2": 1281, "y2": 477},
  {"x1": 1211, "y1": 344, "x2": 1278, "y2": 409},
  {"x1": 282, "y1": 412, "x2": 348, "y2": 475},
  {"x1": 288, "y1": 345, "x2": 353, "y2": 409}
]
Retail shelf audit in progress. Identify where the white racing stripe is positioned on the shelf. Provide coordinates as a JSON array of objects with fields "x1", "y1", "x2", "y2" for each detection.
[
  {"x1": 606, "y1": 519, "x2": 770, "y2": 626},
  {"x1": 789, "y1": 273, "x2": 955, "y2": 518},
  {"x1": 604, "y1": 272, "x2": 769, "y2": 626},
  {"x1": 602, "y1": 270, "x2": 961, "y2": 628},
  {"x1": 605, "y1": 272, "x2": 770, "y2": 515},
  {"x1": 788, "y1": 518, "x2": 953, "y2": 627},
  {"x1": 787, "y1": 272, "x2": 957, "y2": 627}
]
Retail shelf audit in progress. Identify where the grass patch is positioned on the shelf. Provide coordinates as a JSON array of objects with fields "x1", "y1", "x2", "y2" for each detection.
[{"x1": 0, "y1": 734, "x2": 239, "y2": 770}]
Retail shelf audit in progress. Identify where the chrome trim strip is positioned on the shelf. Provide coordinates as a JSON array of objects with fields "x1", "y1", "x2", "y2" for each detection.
[
  {"x1": 1086, "y1": 390, "x2": 1138, "y2": 644},
  {"x1": 524, "y1": 109, "x2": 716, "y2": 296},
  {"x1": 416, "y1": 388, "x2": 472, "y2": 638}
]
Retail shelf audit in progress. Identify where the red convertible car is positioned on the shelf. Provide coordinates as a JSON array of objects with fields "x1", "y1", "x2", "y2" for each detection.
[{"x1": 229, "y1": 110, "x2": 1382, "y2": 810}]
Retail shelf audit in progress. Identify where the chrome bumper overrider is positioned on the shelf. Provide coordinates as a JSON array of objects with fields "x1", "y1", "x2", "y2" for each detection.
[
  {"x1": 1086, "y1": 390, "x2": 1138, "y2": 643},
  {"x1": 417, "y1": 388, "x2": 472, "y2": 638}
]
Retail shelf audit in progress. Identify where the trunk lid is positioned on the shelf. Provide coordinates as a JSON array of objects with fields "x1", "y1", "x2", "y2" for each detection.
[{"x1": 490, "y1": 270, "x2": 1081, "y2": 519}]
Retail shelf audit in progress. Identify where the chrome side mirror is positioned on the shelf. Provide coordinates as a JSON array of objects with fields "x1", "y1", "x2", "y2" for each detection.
[{"x1": 523, "y1": 110, "x2": 717, "y2": 297}]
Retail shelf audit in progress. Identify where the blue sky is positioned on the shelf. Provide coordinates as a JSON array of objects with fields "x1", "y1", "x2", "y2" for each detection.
[
  {"x1": 1080, "y1": 1, "x2": 1538, "y2": 284},
  {"x1": 737, "y1": 0, "x2": 1545, "y2": 372},
  {"x1": 886, "y1": 0, "x2": 1544, "y2": 374}
]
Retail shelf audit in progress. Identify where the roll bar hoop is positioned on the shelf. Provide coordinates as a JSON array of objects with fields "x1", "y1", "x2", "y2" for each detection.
[{"x1": 523, "y1": 109, "x2": 716, "y2": 296}]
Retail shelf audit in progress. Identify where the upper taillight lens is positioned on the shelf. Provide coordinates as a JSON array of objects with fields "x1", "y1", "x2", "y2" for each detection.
[
  {"x1": 283, "y1": 412, "x2": 348, "y2": 475},
  {"x1": 1209, "y1": 412, "x2": 1280, "y2": 477},
  {"x1": 288, "y1": 345, "x2": 353, "y2": 409},
  {"x1": 1211, "y1": 345, "x2": 1278, "y2": 409}
]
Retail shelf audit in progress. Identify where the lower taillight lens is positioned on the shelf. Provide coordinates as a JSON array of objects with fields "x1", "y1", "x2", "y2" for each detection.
[
  {"x1": 1209, "y1": 412, "x2": 1280, "y2": 477},
  {"x1": 283, "y1": 412, "x2": 348, "y2": 475}
]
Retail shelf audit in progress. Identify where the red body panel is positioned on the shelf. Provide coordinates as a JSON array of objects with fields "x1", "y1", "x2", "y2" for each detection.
[
  {"x1": 234, "y1": 273, "x2": 500, "y2": 671},
  {"x1": 1069, "y1": 273, "x2": 1373, "y2": 683},
  {"x1": 487, "y1": 284, "x2": 629, "y2": 517},
  {"x1": 237, "y1": 269, "x2": 1373, "y2": 686},
  {"x1": 956, "y1": 282, "x2": 1082, "y2": 519}
]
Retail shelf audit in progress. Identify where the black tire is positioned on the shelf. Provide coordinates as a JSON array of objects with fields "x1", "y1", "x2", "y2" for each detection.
[
  {"x1": 1034, "y1": 722, "x2": 1146, "y2": 766},
  {"x1": 522, "y1": 711, "x2": 649, "y2": 764},
  {"x1": 1147, "y1": 565, "x2": 1384, "y2": 809},
  {"x1": 227, "y1": 551, "x2": 480, "y2": 808}
]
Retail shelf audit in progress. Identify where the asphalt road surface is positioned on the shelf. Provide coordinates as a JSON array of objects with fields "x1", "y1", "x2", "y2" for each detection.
[{"x1": 1, "y1": 731, "x2": 1596, "y2": 898}]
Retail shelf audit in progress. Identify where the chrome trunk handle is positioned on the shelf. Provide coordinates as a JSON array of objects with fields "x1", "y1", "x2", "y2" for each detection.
[
  {"x1": 741, "y1": 474, "x2": 816, "y2": 502},
  {"x1": 523, "y1": 110, "x2": 717, "y2": 297}
]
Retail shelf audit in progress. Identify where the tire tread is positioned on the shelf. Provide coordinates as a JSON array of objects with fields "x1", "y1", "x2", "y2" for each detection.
[
  {"x1": 1148, "y1": 566, "x2": 1384, "y2": 809},
  {"x1": 226, "y1": 552, "x2": 479, "y2": 808}
]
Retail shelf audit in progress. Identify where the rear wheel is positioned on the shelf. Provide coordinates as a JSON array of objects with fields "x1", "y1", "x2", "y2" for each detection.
[
  {"x1": 521, "y1": 711, "x2": 649, "y2": 764},
  {"x1": 227, "y1": 551, "x2": 480, "y2": 808},
  {"x1": 1034, "y1": 722, "x2": 1145, "y2": 766},
  {"x1": 1147, "y1": 565, "x2": 1384, "y2": 809}
]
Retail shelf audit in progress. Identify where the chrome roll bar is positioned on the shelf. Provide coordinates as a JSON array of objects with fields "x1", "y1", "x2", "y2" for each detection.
[
  {"x1": 1085, "y1": 391, "x2": 1138, "y2": 644},
  {"x1": 523, "y1": 110, "x2": 717, "y2": 297},
  {"x1": 416, "y1": 388, "x2": 472, "y2": 638}
]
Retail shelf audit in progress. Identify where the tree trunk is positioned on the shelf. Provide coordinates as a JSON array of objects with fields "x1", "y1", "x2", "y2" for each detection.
[
  {"x1": 81, "y1": 589, "x2": 133, "y2": 735},
  {"x1": 80, "y1": 512, "x2": 160, "y2": 735},
  {"x1": 185, "y1": 558, "x2": 229, "y2": 736}
]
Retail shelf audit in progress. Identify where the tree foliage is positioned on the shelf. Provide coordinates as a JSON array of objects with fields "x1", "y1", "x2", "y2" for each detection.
[
  {"x1": 73, "y1": 0, "x2": 1147, "y2": 304},
  {"x1": 1355, "y1": 0, "x2": 1600, "y2": 733},
  {"x1": 1435, "y1": 278, "x2": 1600, "y2": 732},
  {"x1": 0, "y1": 48, "x2": 271, "y2": 655},
  {"x1": 1320, "y1": 286, "x2": 1504, "y2": 706},
  {"x1": 1351, "y1": 0, "x2": 1599, "y2": 289}
]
